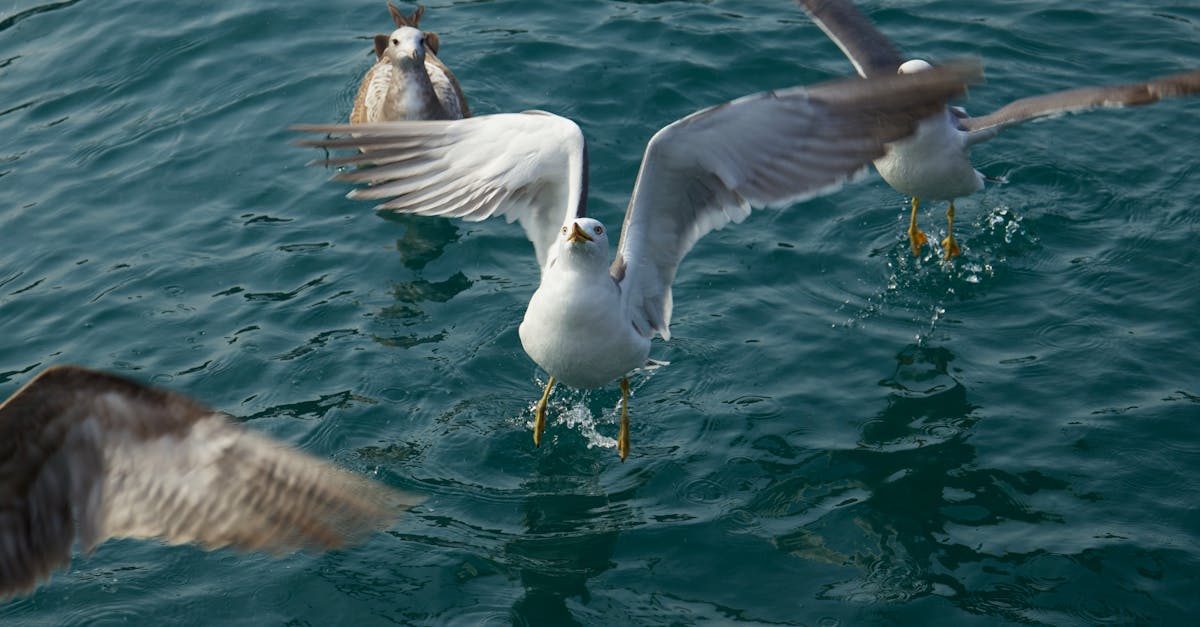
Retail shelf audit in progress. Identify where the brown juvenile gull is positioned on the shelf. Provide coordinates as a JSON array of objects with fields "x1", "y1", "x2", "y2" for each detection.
[
  {"x1": 0, "y1": 365, "x2": 420, "y2": 600},
  {"x1": 798, "y1": 0, "x2": 1200, "y2": 259},
  {"x1": 350, "y1": 2, "x2": 469, "y2": 123},
  {"x1": 296, "y1": 62, "x2": 981, "y2": 461}
]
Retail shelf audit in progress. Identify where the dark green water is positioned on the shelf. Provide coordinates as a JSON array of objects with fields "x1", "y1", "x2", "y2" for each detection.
[{"x1": 2, "y1": 0, "x2": 1199, "y2": 624}]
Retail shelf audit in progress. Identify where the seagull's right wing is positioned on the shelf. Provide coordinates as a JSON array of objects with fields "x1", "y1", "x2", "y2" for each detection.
[
  {"x1": 0, "y1": 366, "x2": 419, "y2": 600},
  {"x1": 797, "y1": 0, "x2": 904, "y2": 78},
  {"x1": 296, "y1": 112, "x2": 587, "y2": 272},
  {"x1": 962, "y1": 68, "x2": 1200, "y2": 142}
]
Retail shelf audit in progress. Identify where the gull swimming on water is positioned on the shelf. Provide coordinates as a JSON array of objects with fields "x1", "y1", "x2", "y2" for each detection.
[
  {"x1": 798, "y1": 0, "x2": 1200, "y2": 259},
  {"x1": 296, "y1": 61, "x2": 981, "y2": 460},
  {"x1": 350, "y1": 2, "x2": 469, "y2": 123},
  {"x1": 0, "y1": 365, "x2": 419, "y2": 599}
]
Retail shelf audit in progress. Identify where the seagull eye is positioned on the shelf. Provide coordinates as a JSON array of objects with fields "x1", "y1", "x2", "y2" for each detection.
[
  {"x1": 561, "y1": 226, "x2": 568, "y2": 235},
  {"x1": 593, "y1": 226, "x2": 603, "y2": 235}
]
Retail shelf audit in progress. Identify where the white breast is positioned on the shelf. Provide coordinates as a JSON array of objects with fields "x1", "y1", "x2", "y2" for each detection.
[
  {"x1": 519, "y1": 266, "x2": 650, "y2": 389},
  {"x1": 874, "y1": 108, "x2": 984, "y2": 201}
]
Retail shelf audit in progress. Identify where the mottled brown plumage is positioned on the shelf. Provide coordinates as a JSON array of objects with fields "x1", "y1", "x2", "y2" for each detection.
[
  {"x1": 350, "y1": 3, "x2": 469, "y2": 123},
  {"x1": 0, "y1": 365, "x2": 420, "y2": 600}
]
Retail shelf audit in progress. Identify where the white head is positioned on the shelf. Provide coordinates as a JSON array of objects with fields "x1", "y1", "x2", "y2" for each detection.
[
  {"x1": 385, "y1": 26, "x2": 432, "y2": 68},
  {"x1": 898, "y1": 59, "x2": 934, "y2": 75},
  {"x1": 558, "y1": 217, "x2": 610, "y2": 263}
]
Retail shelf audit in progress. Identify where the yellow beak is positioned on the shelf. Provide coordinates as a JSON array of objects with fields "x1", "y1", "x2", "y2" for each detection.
[{"x1": 567, "y1": 223, "x2": 593, "y2": 243}]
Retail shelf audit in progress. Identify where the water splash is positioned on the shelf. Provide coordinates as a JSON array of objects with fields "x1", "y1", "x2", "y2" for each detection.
[{"x1": 837, "y1": 204, "x2": 1036, "y2": 339}]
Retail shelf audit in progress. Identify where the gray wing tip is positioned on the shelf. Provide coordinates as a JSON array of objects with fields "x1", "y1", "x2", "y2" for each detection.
[
  {"x1": 962, "y1": 66, "x2": 1200, "y2": 134},
  {"x1": 796, "y1": 0, "x2": 905, "y2": 77}
]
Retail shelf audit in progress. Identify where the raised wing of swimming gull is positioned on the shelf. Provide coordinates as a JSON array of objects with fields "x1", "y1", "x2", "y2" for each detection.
[{"x1": 0, "y1": 365, "x2": 420, "y2": 600}]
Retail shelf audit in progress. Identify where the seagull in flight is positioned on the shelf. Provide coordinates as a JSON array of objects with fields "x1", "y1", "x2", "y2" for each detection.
[
  {"x1": 0, "y1": 365, "x2": 419, "y2": 599},
  {"x1": 798, "y1": 0, "x2": 1200, "y2": 259},
  {"x1": 296, "y1": 61, "x2": 981, "y2": 460}
]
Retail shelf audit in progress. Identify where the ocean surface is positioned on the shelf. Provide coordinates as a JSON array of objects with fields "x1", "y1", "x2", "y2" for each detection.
[{"x1": 2, "y1": 0, "x2": 1198, "y2": 624}]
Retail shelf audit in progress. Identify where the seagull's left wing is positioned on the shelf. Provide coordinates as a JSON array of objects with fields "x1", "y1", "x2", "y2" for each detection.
[
  {"x1": 614, "y1": 61, "x2": 981, "y2": 340},
  {"x1": 296, "y1": 112, "x2": 587, "y2": 271},
  {"x1": 962, "y1": 68, "x2": 1200, "y2": 143},
  {"x1": 797, "y1": 0, "x2": 905, "y2": 78},
  {"x1": 426, "y1": 53, "x2": 470, "y2": 118}
]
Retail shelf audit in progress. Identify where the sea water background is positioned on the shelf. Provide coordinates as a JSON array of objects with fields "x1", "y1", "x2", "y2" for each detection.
[{"x1": 1, "y1": 0, "x2": 1198, "y2": 624}]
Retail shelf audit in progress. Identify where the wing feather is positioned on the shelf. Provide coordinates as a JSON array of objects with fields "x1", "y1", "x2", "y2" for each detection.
[
  {"x1": 797, "y1": 0, "x2": 905, "y2": 77},
  {"x1": 0, "y1": 366, "x2": 418, "y2": 600},
  {"x1": 296, "y1": 112, "x2": 587, "y2": 271},
  {"x1": 426, "y1": 54, "x2": 470, "y2": 118},
  {"x1": 962, "y1": 68, "x2": 1200, "y2": 139},
  {"x1": 615, "y1": 61, "x2": 981, "y2": 340}
]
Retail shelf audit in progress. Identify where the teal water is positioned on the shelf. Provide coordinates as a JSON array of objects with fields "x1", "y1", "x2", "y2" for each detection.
[{"x1": 2, "y1": 0, "x2": 1199, "y2": 624}]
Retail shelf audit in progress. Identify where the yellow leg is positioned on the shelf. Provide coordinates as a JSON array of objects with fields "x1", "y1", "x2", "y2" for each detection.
[
  {"x1": 618, "y1": 377, "x2": 631, "y2": 462},
  {"x1": 907, "y1": 197, "x2": 928, "y2": 256},
  {"x1": 941, "y1": 201, "x2": 962, "y2": 259},
  {"x1": 533, "y1": 376, "x2": 555, "y2": 447}
]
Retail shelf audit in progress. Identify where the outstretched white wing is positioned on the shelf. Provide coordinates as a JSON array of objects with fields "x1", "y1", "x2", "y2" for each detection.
[
  {"x1": 0, "y1": 366, "x2": 419, "y2": 600},
  {"x1": 614, "y1": 62, "x2": 981, "y2": 340},
  {"x1": 296, "y1": 111, "x2": 587, "y2": 271}
]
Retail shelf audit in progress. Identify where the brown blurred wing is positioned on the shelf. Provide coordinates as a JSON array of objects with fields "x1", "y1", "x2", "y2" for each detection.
[{"x1": 0, "y1": 366, "x2": 418, "y2": 599}]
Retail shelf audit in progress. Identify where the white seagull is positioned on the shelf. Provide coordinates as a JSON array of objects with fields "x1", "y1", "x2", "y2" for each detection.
[
  {"x1": 350, "y1": 2, "x2": 469, "y2": 123},
  {"x1": 798, "y1": 0, "x2": 1200, "y2": 259},
  {"x1": 0, "y1": 365, "x2": 420, "y2": 600},
  {"x1": 296, "y1": 61, "x2": 981, "y2": 460}
]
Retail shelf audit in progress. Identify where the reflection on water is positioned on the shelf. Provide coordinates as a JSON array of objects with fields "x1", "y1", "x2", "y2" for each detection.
[
  {"x1": 381, "y1": 272, "x2": 474, "y2": 321},
  {"x1": 366, "y1": 210, "x2": 475, "y2": 348},
  {"x1": 739, "y1": 345, "x2": 1029, "y2": 604},
  {"x1": 727, "y1": 342, "x2": 1176, "y2": 623},
  {"x1": 239, "y1": 388, "x2": 374, "y2": 422},
  {"x1": 379, "y1": 212, "x2": 461, "y2": 271},
  {"x1": 371, "y1": 270, "x2": 471, "y2": 349},
  {"x1": 507, "y1": 452, "x2": 627, "y2": 625}
]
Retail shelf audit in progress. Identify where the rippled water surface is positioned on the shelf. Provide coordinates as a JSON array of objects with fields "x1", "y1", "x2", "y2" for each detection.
[{"x1": 2, "y1": 0, "x2": 1199, "y2": 624}]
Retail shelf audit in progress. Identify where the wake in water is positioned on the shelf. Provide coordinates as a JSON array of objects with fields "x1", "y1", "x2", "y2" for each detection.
[
  {"x1": 521, "y1": 362, "x2": 668, "y2": 452},
  {"x1": 838, "y1": 202, "x2": 1039, "y2": 341}
]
